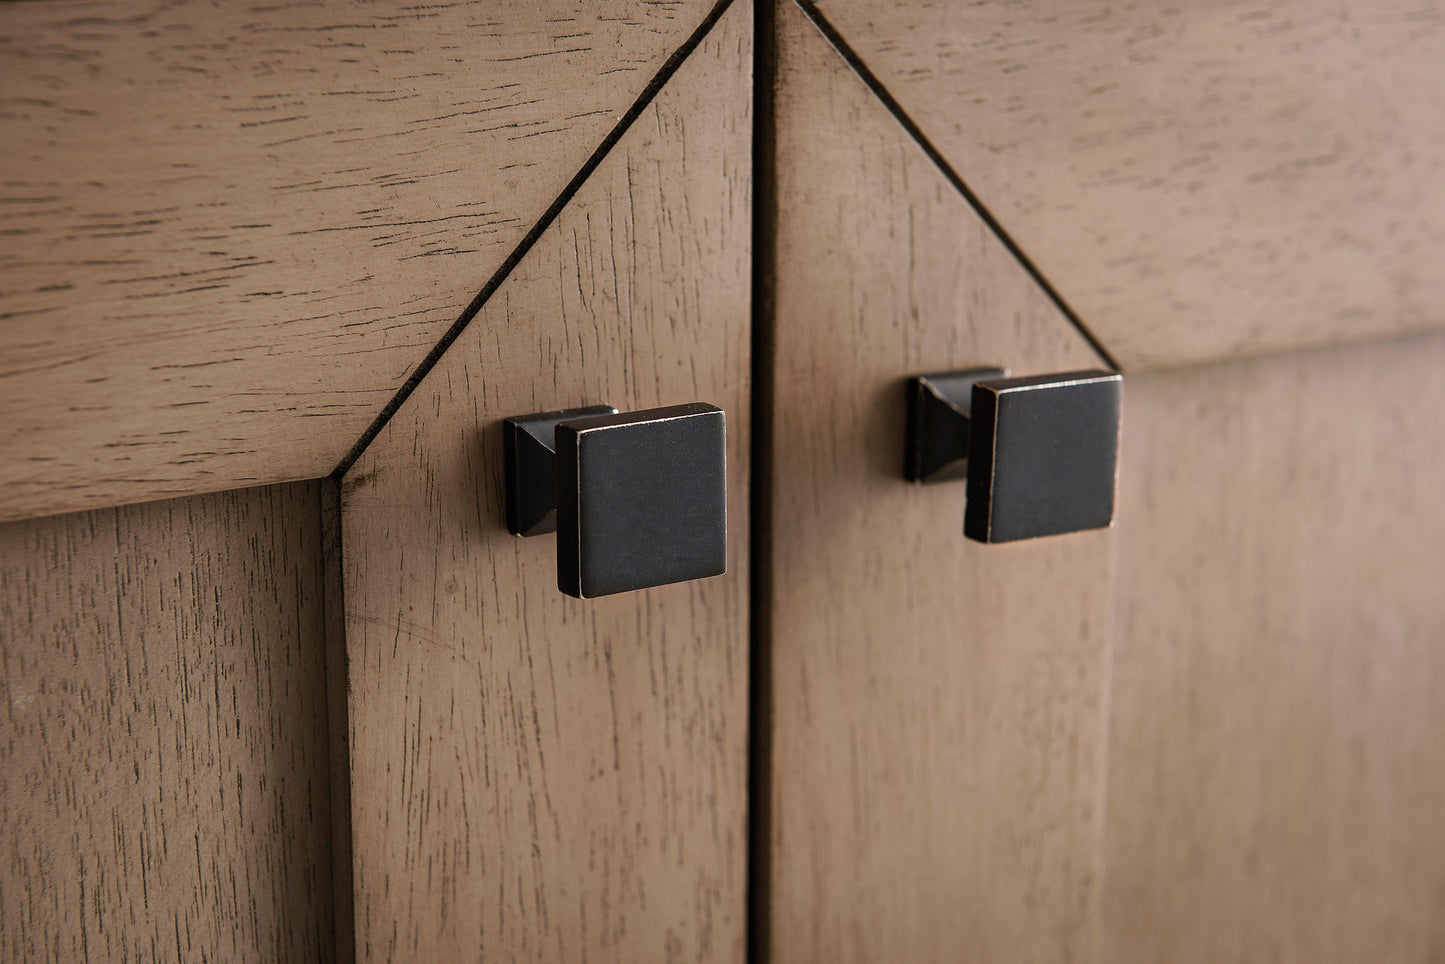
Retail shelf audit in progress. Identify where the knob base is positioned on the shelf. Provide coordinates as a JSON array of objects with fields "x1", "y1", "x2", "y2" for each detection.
[
  {"x1": 503, "y1": 405, "x2": 618, "y2": 536},
  {"x1": 904, "y1": 368, "x2": 1009, "y2": 483}
]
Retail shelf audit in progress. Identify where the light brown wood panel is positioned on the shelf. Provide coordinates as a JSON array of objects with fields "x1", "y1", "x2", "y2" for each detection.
[
  {"x1": 0, "y1": 481, "x2": 340, "y2": 962},
  {"x1": 764, "y1": 3, "x2": 1112, "y2": 961},
  {"x1": 807, "y1": 0, "x2": 1445, "y2": 369},
  {"x1": 0, "y1": 0, "x2": 719, "y2": 523},
  {"x1": 1104, "y1": 333, "x2": 1445, "y2": 963},
  {"x1": 339, "y1": 2, "x2": 750, "y2": 959}
]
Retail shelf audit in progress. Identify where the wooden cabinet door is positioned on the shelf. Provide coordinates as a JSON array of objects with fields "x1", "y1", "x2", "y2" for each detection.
[
  {"x1": 337, "y1": 4, "x2": 752, "y2": 960},
  {"x1": 761, "y1": 6, "x2": 1114, "y2": 959},
  {"x1": 759, "y1": 3, "x2": 1445, "y2": 962},
  {"x1": 1, "y1": 1, "x2": 749, "y2": 960}
]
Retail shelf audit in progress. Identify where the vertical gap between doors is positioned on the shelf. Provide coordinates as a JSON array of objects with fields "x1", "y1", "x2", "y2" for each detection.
[
  {"x1": 318, "y1": 477, "x2": 356, "y2": 964},
  {"x1": 747, "y1": 0, "x2": 778, "y2": 961}
]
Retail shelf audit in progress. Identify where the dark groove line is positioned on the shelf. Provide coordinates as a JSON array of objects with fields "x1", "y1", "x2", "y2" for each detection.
[
  {"x1": 794, "y1": 0, "x2": 1124, "y2": 372},
  {"x1": 747, "y1": 5, "x2": 778, "y2": 963},
  {"x1": 331, "y1": 0, "x2": 738, "y2": 479},
  {"x1": 316, "y1": 478, "x2": 356, "y2": 964}
]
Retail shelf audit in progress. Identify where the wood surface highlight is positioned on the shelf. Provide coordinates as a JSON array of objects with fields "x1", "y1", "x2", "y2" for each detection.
[
  {"x1": 764, "y1": 3, "x2": 1113, "y2": 960},
  {"x1": 339, "y1": 3, "x2": 751, "y2": 958},
  {"x1": 808, "y1": 0, "x2": 1445, "y2": 369},
  {"x1": 0, "y1": 0, "x2": 716, "y2": 522},
  {"x1": 0, "y1": 481, "x2": 340, "y2": 962}
]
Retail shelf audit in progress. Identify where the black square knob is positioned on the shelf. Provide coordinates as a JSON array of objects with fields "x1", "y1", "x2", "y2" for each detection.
[
  {"x1": 504, "y1": 402, "x2": 726, "y2": 598},
  {"x1": 556, "y1": 403, "x2": 726, "y2": 597},
  {"x1": 905, "y1": 368, "x2": 1121, "y2": 544},
  {"x1": 965, "y1": 371, "x2": 1121, "y2": 543}
]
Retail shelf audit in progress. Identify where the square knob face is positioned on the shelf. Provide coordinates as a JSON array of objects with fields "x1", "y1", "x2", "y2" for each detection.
[
  {"x1": 965, "y1": 371, "x2": 1121, "y2": 543},
  {"x1": 555, "y1": 403, "x2": 726, "y2": 598}
]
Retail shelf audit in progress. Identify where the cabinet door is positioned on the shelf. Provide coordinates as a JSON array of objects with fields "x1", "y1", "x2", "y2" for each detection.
[
  {"x1": 761, "y1": 3, "x2": 1445, "y2": 963},
  {"x1": 761, "y1": 6, "x2": 1114, "y2": 960},
  {"x1": 337, "y1": 4, "x2": 751, "y2": 960}
]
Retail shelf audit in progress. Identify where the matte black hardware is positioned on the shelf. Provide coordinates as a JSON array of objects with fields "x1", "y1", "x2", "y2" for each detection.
[
  {"x1": 905, "y1": 367, "x2": 1010, "y2": 484},
  {"x1": 504, "y1": 402, "x2": 727, "y2": 598},
  {"x1": 904, "y1": 369, "x2": 1122, "y2": 543},
  {"x1": 504, "y1": 405, "x2": 619, "y2": 536}
]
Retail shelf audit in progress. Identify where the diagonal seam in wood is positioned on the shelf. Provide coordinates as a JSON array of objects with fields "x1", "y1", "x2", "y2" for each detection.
[
  {"x1": 791, "y1": 0, "x2": 1123, "y2": 373},
  {"x1": 331, "y1": 0, "x2": 740, "y2": 479}
]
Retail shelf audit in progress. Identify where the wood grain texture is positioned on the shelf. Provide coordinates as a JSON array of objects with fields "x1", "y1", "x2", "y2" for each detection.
[
  {"x1": 0, "y1": 481, "x2": 339, "y2": 962},
  {"x1": 807, "y1": 0, "x2": 1445, "y2": 369},
  {"x1": 340, "y1": 3, "x2": 750, "y2": 959},
  {"x1": 764, "y1": 3, "x2": 1112, "y2": 961},
  {"x1": 0, "y1": 0, "x2": 716, "y2": 523},
  {"x1": 1104, "y1": 332, "x2": 1445, "y2": 963}
]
